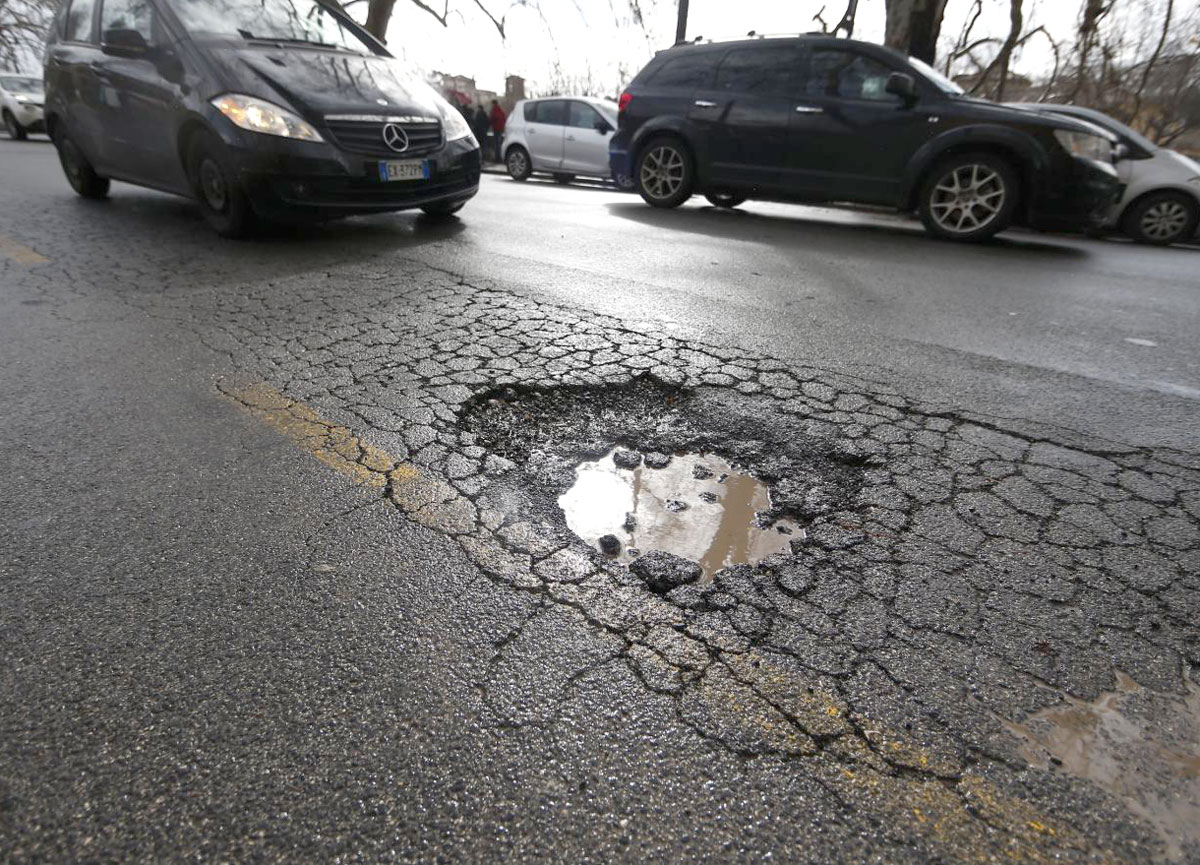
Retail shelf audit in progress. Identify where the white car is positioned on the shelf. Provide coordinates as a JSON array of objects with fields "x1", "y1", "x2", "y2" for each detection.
[
  {"x1": 503, "y1": 97, "x2": 619, "y2": 185},
  {"x1": 1014, "y1": 103, "x2": 1200, "y2": 245},
  {"x1": 1, "y1": 73, "x2": 44, "y2": 140}
]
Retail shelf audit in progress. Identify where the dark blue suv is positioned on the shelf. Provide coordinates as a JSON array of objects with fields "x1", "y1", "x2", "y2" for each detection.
[{"x1": 610, "y1": 36, "x2": 1122, "y2": 242}]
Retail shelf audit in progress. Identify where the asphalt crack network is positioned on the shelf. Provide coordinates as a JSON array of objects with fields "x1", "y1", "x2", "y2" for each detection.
[{"x1": 23, "y1": 251, "x2": 1200, "y2": 863}]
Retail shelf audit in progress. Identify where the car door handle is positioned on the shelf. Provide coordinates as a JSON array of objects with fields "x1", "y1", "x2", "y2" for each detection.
[
  {"x1": 566, "y1": 135, "x2": 575, "y2": 141},
  {"x1": 693, "y1": 100, "x2": 717, "y2": 108},
  {"x1": 794, "y1": 105, "x2": 824, "y2": 114}
]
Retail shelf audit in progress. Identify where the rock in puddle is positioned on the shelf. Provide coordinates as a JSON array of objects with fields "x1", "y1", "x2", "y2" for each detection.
[
  {"x1": 613, "y1": 449, "x2": 643, "y2": 469},
  {"x1": 630, "y1": 550, "x2": 703, "y2": 594},
  {"x1": 598, "y1": 534, "x2": 622, "y2": 555},
  {"x1": 644, "y1": 452, "x2": 671, "y2": 469}
]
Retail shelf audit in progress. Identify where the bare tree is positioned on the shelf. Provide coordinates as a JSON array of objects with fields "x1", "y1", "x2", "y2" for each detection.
[
  {"x1": 884, "y1": 0, "x2": 950, "y2": 64},
  {"x1": 0, "y1": 0, "x2": 56, "y2": 72}
]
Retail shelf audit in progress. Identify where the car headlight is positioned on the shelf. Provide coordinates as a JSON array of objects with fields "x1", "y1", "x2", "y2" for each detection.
[
  {"x1": 1054, "y1": 129, "x2": 1113, "y2": 163},
  {"x1": 211, "y1": 94, "x2": 322, "y2": 142},
  {"x1": 439, "y1": 101, "x2": 475, "y2": 144},
  {"x1": 1188, "y1": 176, "x2": 1200, "y2": 187},
  {"x1": 16, "y1": 95, "x2": 35, "y2": 104}
]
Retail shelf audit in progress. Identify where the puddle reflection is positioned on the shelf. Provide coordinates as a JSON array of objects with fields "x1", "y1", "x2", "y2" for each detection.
[{"x1": 558, "y1": 449, "x2": 798, "y2": 580}]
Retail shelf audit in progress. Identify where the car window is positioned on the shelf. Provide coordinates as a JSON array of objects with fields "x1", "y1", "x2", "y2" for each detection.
[
  {"x1": 101, "y1": 0, "x2": 154, "y2": 44},
  {"x1": 64, "y1": 0, "x2": 98, "y2": 42},
  {"x1": 532, "y1": 100, "x2": 567, "y2": 125},
  {"x1": 806, "y1": 49, "x2": 901, "y2": 103},
  {"x1": 646, "y1": 52, "x2": 714, "y2": 90},
  {"x1": 523, "y1": 102, "x2": 536, "y2": 122},
  {"x1": 568, "y1": 101, "x2": 602, "y2": 129},
  {"x1": 0, "y1": 76, "x2": 42, "y2": 94},
  {"x1": 715, "y1": 46, "x2": 801, "y2": 96}
]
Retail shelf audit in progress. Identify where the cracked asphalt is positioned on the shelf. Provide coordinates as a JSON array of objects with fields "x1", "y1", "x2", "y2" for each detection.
[{"x1": 2, "y1": 137, "x2": 1199, "y2": 863}]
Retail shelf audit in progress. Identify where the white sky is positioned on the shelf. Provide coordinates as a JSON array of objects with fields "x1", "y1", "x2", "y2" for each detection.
[{"x1": 373, "y1": 0, "x2": 1090, "y2": 96}]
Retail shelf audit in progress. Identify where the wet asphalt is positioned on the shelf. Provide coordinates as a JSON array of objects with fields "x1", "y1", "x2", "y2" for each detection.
[{"x1": 1, "y1": 137, "x2": 1198, "y2": 863}]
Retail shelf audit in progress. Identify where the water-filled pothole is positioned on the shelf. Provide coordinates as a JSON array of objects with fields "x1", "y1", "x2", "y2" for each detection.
[{"x1": 558, "y1": 449, "x2": 799, "y2": 580}]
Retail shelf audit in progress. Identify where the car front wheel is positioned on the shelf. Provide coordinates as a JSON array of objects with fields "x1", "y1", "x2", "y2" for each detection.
[
  {"x1": 421, "y1": 201, "x2": 465, "y2": 220},
  {"x1": 55, "y1": 131, "x2": 110, "y2": 199},
  {"x1": 1123, "y1": 192, "x2": 1198, "y2": 245},
  {"x1": 635, "y1": 137, "x2": 694, "y2": 208},
  {"x1": 918, "y1": 154, "x2": 1018, "y2": 242},
  {"x1": 4, "y1": 111, "x2": 27, "y2": 141},
  {"x1": 506, "y1": 146, "x2": 532, "y2": 181},
  {"x1": 188, "y1": 130, "x2": 255, "y2": 238}
]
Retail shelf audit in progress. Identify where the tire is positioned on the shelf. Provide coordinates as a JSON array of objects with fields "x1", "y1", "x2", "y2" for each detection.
[
  {"x1": 506, "y1": 146, "x2": 531, "y2": 182},
  {"x1": 635, "y1": 136, "x2": 695, "y2": 208},
  {"x1": 705, "y1": 192, "x2": 746, "y2": 209},
  {"x1": 4, "y1": 110, "x2": 27, "y2": 141},
  {"x1": 1122, "y1": 191, "x2": 1199, "y2": 246},
  {"x1": 552, "y1": 173, "x2": 574, "y2": 185},
  {"x1": 917, "y1": 152, "x2": 1019, "y2": 242},
  {"x1": 187, "y1": 129, "x2": 255, "y2": 238},
  {"x1": 421, "y1": 201, "x2": 465, "y2": 220},
  {"x1": 55, "y1": 131, "x2": 109, "y2": 199}
]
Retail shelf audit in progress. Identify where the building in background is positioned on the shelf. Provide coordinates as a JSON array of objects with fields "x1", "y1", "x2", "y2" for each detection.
[{"x1": 429, "y1": 71, "x2": 524, "y2": 114}]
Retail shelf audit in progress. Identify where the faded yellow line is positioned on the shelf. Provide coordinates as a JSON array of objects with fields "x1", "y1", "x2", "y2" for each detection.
[{"x1": 0, "y1": 236, "x2": 48, "y2": 264}]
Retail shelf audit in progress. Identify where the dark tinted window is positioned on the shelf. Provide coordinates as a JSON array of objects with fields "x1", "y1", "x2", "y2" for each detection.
[
  {"x1": 715, "y1": 46, "x2": 801, "y2": 95},
  {"x1": 523, "y1": 102, "x2": 536, "y2": 122},
  {"x1": 568, "y1": 101, "x2": 602, "y2": 129},
  {"x1": 101, "y1": 0, "x2": 154, "y2": 43},
  {"x1": 806, "y1": 50, "x2": 900, "y2": 103},
  {"x1": 646, "y1": 52, "x2": 714, "y2": 90},
  {"x1": 64, "y1": 0, "x2": 98, "y2": 42},
  {"x1": 532, "y1": 100, "x2": 567, "y2": 125}
]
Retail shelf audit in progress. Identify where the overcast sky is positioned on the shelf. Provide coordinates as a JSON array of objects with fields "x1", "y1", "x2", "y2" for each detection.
[{"x1": 371, "y1": 0, "x2": 1089, "y2": 96}]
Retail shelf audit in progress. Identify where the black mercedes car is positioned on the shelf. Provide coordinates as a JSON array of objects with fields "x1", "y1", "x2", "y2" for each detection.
[
  {"x1": 43, "y1": 0, "x2": 481, "y2": 236},
  {"x1": 610, "y1": 36, "x2": 1122, "y2": 242}
]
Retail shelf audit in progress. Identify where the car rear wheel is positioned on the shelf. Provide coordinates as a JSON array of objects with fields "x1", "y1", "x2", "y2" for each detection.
[
  {"x1": 552, "y1": 173, "x2": 574, "y2": 184},
  {"x1": 55, "y1": 131, "x2": 109, "y2": 199},
  {"x1": 1122, "y1": 192, "x2": 1198, "y2": 245},
  {"x1": 4, "y1": 111, "x2": 27, "y2": 141},
  {"x1": 188, "y1": 130, "x2": 255, "y2": 238},
  {"x1": 705, "y1": 193, "x2": 746, "y2": 209},
  {"x1": 918, "y1": 153, "x2": 1018, "y2": 242},
  {"x1": 635, "y1": 137, "x2": 694, "y2": 208},
  {"x1": 506, "y1": 146, "x2": 531, "y2": 181}
]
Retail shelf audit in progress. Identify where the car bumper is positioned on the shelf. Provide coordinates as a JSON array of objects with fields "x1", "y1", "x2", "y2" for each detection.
[
  {"x1": 12, "y1": 103, "x2": 45, "y2": 131},
  {"x1": 1027, "y1": 156, "x2": 1122, "y2": 233},
  {"x1": 221, "y1": 128, "x2": 481, "y2": 220},
  {"x1": 609, "y1": 136, "x2": 633, "y2": 187}
]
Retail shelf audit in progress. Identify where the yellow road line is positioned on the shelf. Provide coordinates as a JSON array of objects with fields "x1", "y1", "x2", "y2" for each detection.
[{"x1": 0, "y1": 236, "x2": 48, "y2": 264}]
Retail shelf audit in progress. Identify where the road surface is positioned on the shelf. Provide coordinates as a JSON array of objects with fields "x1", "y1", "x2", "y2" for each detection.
[{"x1": 2, "y1": 137, "x2": 1198, "y2": 864}]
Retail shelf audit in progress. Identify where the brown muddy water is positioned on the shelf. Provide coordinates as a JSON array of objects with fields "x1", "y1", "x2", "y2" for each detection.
[
  {"x1": 557, "y1": 449, "x2": 799, "y2": 580},
  {"x1": 1003, "y1": 671, "x2": 1200, "y2": 861}
]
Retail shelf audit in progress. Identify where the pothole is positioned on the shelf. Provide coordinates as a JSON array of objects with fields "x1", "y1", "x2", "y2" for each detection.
[{"x1": 558, "y1": 448, "x2": 799, "y2": 581}]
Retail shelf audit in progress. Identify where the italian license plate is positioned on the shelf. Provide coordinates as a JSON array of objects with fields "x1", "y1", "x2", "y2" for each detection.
[{"x1": 377, "y1": 160, "x2": 430, "y2": 182}]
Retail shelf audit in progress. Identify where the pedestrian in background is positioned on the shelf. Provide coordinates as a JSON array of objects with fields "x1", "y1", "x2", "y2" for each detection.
[
  {"x1": 472, "y1": 105, "x2": 490, "y2": 157},
  {"x1": 489, "y1": 99, "x2": 506, "y2": 164}
]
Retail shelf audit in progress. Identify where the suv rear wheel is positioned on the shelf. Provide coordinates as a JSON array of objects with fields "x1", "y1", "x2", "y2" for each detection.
[
  {"x1": 705, "y1": 193, "x2": 746, "y2": 209},
  {"x1": 635, "y1": 137, "x2": 694, "y2": 208},
  {"x1": 918, "y1": 153, "x2": 1018, "y2": 242}
]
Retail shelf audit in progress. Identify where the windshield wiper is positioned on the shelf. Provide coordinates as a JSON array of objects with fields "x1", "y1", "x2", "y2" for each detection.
[{"x1": 236, "y1": 29, "x2": 341, "y2": 49}]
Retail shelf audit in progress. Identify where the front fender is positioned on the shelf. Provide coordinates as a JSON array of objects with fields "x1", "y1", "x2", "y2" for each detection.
[{"x1": 901, "y1": 123, "x2": 1048, "y2": 210}]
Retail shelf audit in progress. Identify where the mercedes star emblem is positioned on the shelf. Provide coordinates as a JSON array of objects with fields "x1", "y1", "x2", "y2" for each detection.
[{"x1": 382, "y1": 123, "x2": 409, "y2": 153}]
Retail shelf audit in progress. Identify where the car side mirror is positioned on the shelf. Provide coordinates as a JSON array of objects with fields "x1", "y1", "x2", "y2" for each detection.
[
  {"x1": 595, "y1": 119, "x2": 613, "y2": 134},
  {"x1": 102, "y1": 28, "x2": 149, "y2": 57},
  {"x1": 886, "y1": 72, "x2": 918, "y2": 106}
]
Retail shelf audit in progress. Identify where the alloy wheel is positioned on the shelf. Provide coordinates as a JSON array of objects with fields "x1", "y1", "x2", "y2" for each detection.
[
  {"x1": 640, "y1": 145, "x2": 685, "y2": 201},
  {"x1": 199, "y1": 158, "x2": 228, "y2": 212},
  {"x1": 929, "y1": 164, "x2": 1006, "y2": 235},
  {"x1": 1139, "y1": 199, "x2": 1190, "y2": 242},
  {"x1": 507, "y1": 150, "x2": 528, "y2": 178}
]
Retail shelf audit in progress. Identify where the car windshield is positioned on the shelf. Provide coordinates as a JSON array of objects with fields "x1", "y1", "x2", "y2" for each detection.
[
  {"x1": 1, "y1": 76, "x2": 42, "y2": 95},
  {"x1": 907, "y1": 57, "x2": 964, "y2": 95},
  {"x1": 164, "y1": 0, "x2": 374, "y2": 53}
]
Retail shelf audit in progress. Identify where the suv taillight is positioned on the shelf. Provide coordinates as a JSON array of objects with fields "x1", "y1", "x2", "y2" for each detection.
[{"x1": 618, "y1": 92, "x2": 632, "y2": 114}]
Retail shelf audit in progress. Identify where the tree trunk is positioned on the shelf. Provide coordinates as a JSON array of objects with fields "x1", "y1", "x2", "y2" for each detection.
[
  {"x1": 884, "y1": 0, "x2": 950, "y2": 64},
  {"x1": 364, "y1": 0, "x2": 396, "y2": 42}
]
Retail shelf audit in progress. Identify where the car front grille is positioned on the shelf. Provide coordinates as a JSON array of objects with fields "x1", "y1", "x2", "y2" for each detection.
[{"x1": 323, "y1": 115, "x2": 443, "y2": 157}]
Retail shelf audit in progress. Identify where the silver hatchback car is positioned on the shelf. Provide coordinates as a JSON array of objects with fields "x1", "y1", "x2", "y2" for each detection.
[
  {"x1": 1, "y1": 73, "x2": 44, "y2": 140},
  {"x1": 503, "y1": 97, "x2": 619, "y2": 185}
]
